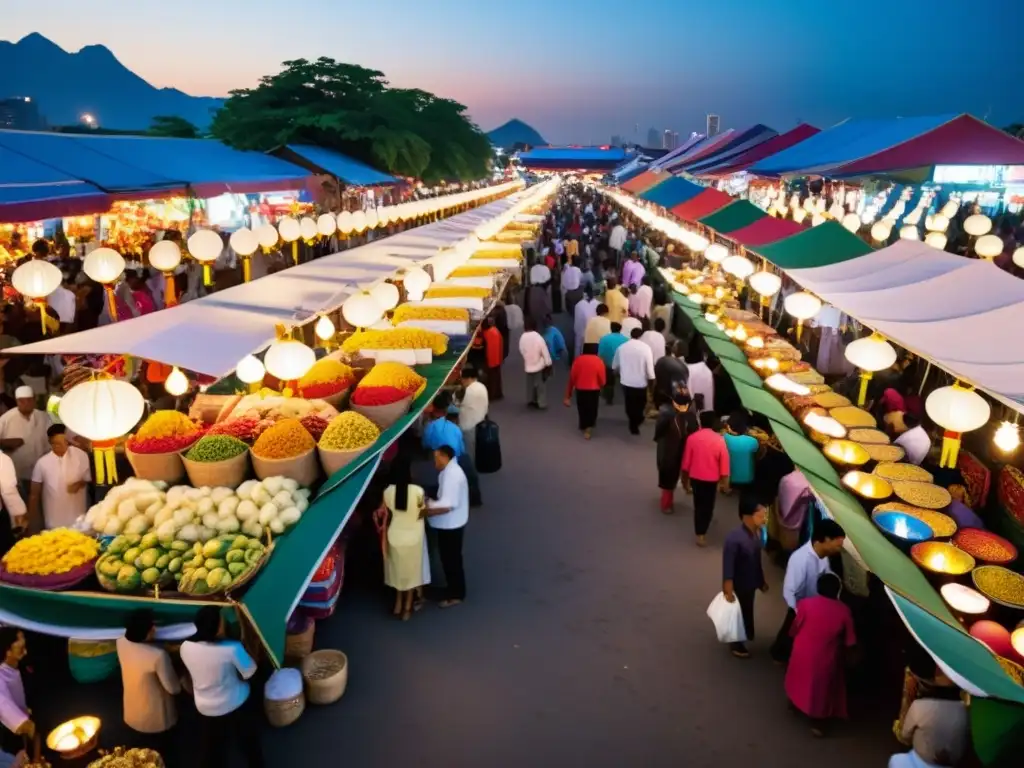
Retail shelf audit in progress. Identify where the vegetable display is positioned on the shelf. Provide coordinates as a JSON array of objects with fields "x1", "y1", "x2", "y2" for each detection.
[
  {"x1": 252, "y1": 418, "x2": 315, "y2": 460},
  {"x1": 185, "y1": 435, "x2": 248, "y2": 463},
  {"x1": 2, "y1": 529, "x2": 99, "y2": 575},
  {"x1": 392, "y1": 305, "x2": 470, "y2": 323},
  {"x1": 128, "y1": 410, "x2": 203, "y2": 454},
  {"x1": 177, "y1": 534, "x2": 267, "y2": 595},
  {"x1": 320, "y1": 412, "x2": 380, "y2": 451},
  {"x1": 341, "y1": 328, "x2": 448, "y2": 356},
  {"x1": 297, "y1": 359, "x2": 355, "y2": 399}
]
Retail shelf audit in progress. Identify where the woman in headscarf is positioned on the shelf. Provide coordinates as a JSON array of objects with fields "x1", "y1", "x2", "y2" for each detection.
[{"x1": 653, "y1": 388, "x2": 698, "y2": 514}]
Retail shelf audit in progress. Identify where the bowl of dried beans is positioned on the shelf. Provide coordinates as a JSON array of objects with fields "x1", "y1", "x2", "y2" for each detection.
[{"x1": 953, "y1": 528, "x2": 1018, "y2": 566}]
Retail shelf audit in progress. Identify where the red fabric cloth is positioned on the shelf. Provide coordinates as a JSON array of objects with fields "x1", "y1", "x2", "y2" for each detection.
[
  {"x1": 878, "y1": 388, "x2": 906, "y2": 414},
  {"x1": 727, "y1": 217, "x2": 807, "y2": 247},
  {"x1": 785, "y1": 596, "x2": 856, "y2": 719},
  {"x1": 670, "y1": 189, "x2": 733, "y2": 222},
  {"x1": 565, "y1": 353, "x2": 606, "y2": 397},
  {"x1": 681, "y1": 428, "x2": 729, "y2": 482},
  {"x1": 484, "y1": 327, "x2": 504, "y2": 368}
]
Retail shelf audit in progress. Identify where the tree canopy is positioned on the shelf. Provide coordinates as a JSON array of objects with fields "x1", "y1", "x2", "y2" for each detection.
[
  {"x1": 210, "y1": 58, "x2": 492, "y2": 184},
  {"x1": 148, "y1": 115, "x2": 201, "y2": 139}
]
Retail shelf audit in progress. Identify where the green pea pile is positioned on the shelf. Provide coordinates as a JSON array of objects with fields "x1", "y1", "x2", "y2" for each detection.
[{"x1": 185, "y1": 435, "x2": 248, "y2": 463}]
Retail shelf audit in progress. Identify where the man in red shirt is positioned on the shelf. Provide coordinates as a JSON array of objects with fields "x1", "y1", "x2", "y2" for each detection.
[
  {"x1": 681, "y1": 411, "x2": 730, "y2": 546},
  {"x1": 563, "y1": 343, "x2": 606, "y2": 439},
  {"x1": 482, "y1": 317, "x2": 504, "y2": 401}
]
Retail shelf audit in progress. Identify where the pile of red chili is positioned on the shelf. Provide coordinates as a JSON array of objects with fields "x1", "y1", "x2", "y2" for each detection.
[
  {"x1": 351, "y1": 385, "x2": 409, "y2": 407},
  {"x1": 127, "y1": 433, "x2": 203, "y2": 454},
  {"x1": 952, "y1": 528, "x2": 1018, "y2": 565},
  {"x1": 299, "y1": 413, "x2": 331, "y2": 441},
  {"x1": 207, "y1": 417, "x2": 260, "y2": 443},
  {"x1": 298, "y1": 379, "x2": 352, "y2": 399}
]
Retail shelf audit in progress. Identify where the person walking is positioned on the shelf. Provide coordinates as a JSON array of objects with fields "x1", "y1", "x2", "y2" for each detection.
[
  {"x1": 564, "y1": 343, "x2": 606, "y2": 439},
  {"x1": 0, "y1": 452, "x2": 26, "y2": 559},
  {"x1": 382, "y1": 453, "x2": 430, "y2": 620},
  {"x1": 562, "y1": 258, "x2": 584, "y2": 317},
  {"x1": 604, "y1": 279, "x2": 629, "y2": 325},
  {"x1": 653, "y1": 340, "x2": 689, "y2": 408},
  {"x1": 785, "y1": 573, "x2": 857, "y2": 737},
  {"x1": 573, "y1": 289, "x2": 599, "y2": 358},
  {"x1": 482, "y1": 317, "x2": 505, "y2": 401},
  {"x1": 456, "y1": 367, "x2": 488, "y2": 463},
  {"x1": 613, "y1": 327, "x2": 655, "y2": 435},
  {"x1": 682, "y1": 411, "x2": 730, "y2": 546},
  {"x1": 541, "y1": 319, "x2": 567, "y2": 365},
  {"x1": 654, "y1": 389, "x2": 698, "y2": 513},
  {"x1": 519, "y1": 317, "x2": 553, "y2": 410},
  {"x1": 422, "y1": 446, "x2": 469, "y2": 608},
  {"x1": 723, "y1": 410, "x2": 760, "y2": 498},
  {"x1": 116, "y1": 610, "x2": 180, "y2": 757},
  {"x1": 598, "y1": 322, "x2": 627, "y2": 406},
  {"x1": 721, "y1": 498, "x2": 768, "y2": 658}
]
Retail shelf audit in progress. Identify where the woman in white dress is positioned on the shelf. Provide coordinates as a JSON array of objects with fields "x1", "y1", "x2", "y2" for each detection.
[{"x1": 382, "y1": 454, "x2": 431, "y2": 620}]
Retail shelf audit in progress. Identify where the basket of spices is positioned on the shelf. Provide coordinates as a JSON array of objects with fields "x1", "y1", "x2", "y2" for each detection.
[
  {"x1": 872, "y1": 510, "x2": 932, "y2": 548},
  {"x1": 874, "y1": 463, "x2": 934, "y2": 484},
  {"x1": 843, "y1": 470, "x2": 893, "y2": 505},
  {"x1": 182, "y1": 435, "x2": 250, "y2": 487},
  {"x1": 829, "y1": 406, "x2": 877, "y2": 429},
  {"x1": 892, "y1": 481, "x2": 952, "y2": 511},
  {"x1": 297, "y1": 358, "x2": 355, "y2": 409},
  {"x1": 813, "y1": 391, "x2": 852, "y2": 409},
  {"x1": 804, "y1": 410, "x2": 847, "y2": 445},
  {"x1": 973, "y1": 565, "x2": 1024, "y2": 610},
  {"x1": 874, "y1": 502, "x2": 957, "y2": 538},
  {"x1": 125, "y1": 411, "x2": 202, "y2": 483},
  {"x1": 301, "y1": 649, "x2": 349, "y2": 705},
  {"x1": 953, "y1": 529, "x2": 1018, "y2": 566},
  {"x1": 910, "y1": 541, "x2": 975, "y2": 576},
  {"x1": 860, "y1": 443, "x2": 906, "y2": 463},
  {"x1": 823, "y1": 439, "x2": 870, "y2": 470},
  {"x1": 318, "y1": 412, "x2": 381, "y2": 476},
  {"x1": 350, "y1": 362, "x2": 425, "y2": 428},
  {"x1": 251, "y1": 418, "x2": 318, "y2": 486},
  {"x1": 848, "y1": 428, "x2": 890, "y2": 445}
]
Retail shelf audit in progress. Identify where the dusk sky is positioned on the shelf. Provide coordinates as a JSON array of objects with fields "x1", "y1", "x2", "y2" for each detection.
[{"x1": 6, "y1": 0, "x2": 1024, "y2": 144}]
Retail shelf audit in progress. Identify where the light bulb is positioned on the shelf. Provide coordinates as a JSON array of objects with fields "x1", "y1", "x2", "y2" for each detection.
[
  {"x1": 164, "y1": 367, "x2": 189, "y2": 396},
  {"x1": 994, "y1": 421, "x2": 1021, "y2": 453},
  {"x1": 235, "y1": 354, "x2": 266, "y2": 385},
  {"x1": 315, "y1": 315, "x2": 336, "y2": 341}
]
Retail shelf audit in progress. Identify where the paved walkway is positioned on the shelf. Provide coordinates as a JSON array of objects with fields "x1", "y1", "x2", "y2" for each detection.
[{"x1": 270, "y1": 316, "x2": 896, "y2": 767}]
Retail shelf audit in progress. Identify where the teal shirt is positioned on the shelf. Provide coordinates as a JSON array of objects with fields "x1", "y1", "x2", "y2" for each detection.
[
  {"x1": 598, "y1": 333, "x2": 628, "y2": 368},
  {"x1": 724, "y1": 433, "x2": 759, "y2": 485}
]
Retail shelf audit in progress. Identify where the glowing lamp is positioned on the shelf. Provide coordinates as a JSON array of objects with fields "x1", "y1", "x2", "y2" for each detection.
[
  {"x1": 811, "y1": 213, "x2": 825, "y2": 227},
  {"x1": 784, "y1": 291, "x2": 821, "y2": 342},
  {"x1": 403, "y1": 267, "x2": 432, "y2": 301},
  {"x1": 765, "y1": 374, "x2": 810, "y2": 396},
  {"x1": 899, "y1": 225, "x2": 919, "y2": 241},
  {"x1": 749, "y1": 271, "x2": 781, "y2": 298},
  {"x1": 364, "y1": 208, "x2": 379, "y2": 230},
  {"x1": 317, "y1": 213, "x2": 337, "y2": 237},
  {"x1": 277, "y1": 217, "x2": 301, "y2": 243},
  {"x1": 228, "y1": 228, "x2": 259, "y2": 283},
  {"x1": 256, "y1": 223, "x2": 279, "y2": 250},
  {"x1": 59, "y1": 379, "x2": 144, "y2": 485},
  {"x1": 823, "y1": 439, "x2": 870, "y2": 467},
  {"x1": 704, "y1": 243, "x2": 728, "y2": 264},
  {"x1": 342, "y1": 292, "x2": 384, "y2": 329},
  {"x1": 975, "y1": 234, "x2": 1003, "y2": 260},
  {"x1": 46, "y1": 716, "x2": 100, "y2": 758},
  {"x1": 236, "y1": 355, "x2": 266, "y2": 388},
  {"x1": 925, "y1": 382, "x2": 991, "y2": 468},
  {"x1": 264, "y1": 337, "x2": 316, "y2": 383},
  {"x1": 148, "y1": 240, "x2": 182, "y2": 274},
  {"x1": 792, "y1": 208, "x2": 808, "y2": 224},
  {"x1": 295, "y1": 217, "x2": 314, "y2": 244},
  {"x1": 722, "y1": 255, "x2": 754, "y2": 279},
  {"x1": 314, "y1": 314, "x2": 336, "y2": 343},
  {"x1": 187, "y1": 229, "x2": 223, "y2": 286},
  {"x1": 963, "y1": 214, "x2": 992, "y2": 237},
  {"x1": 861, "y1": 210, "x2": 877, "y2": 226},
  {"x1": 925, "y1": 232, "x2": 948, "y2": 250},
  {"x1": 870, "y1": 222, "x2": 892, "y2": 242},
  {"x1": 1014, "y1": 247, "x2": 1024, "y2": 269},
  {"x1": 12, "y1": 260, "x2": 62, "y2": 336},
  {"x1": 1012, "y1": 627, "x2": 1024, "y2": 660},
  {"x1": 804, "y1": 411, "x2": 846, "y2": 439},
  {"x1": 370, "y1": 281, "x2": 400, "y2": 311},
  {"x1": 337, "y1": 211, "x2": 355, "y2": 235},
  {"x1": 164, "y1": 366, "x2": 189, "y2": 397},
  {"x1": 928, "y1": 214, "x2": 949, "y2": 232},
  {"x1": 993, "y1": 421, "x2": 1020, "y2": 453},
  {"x1": 828, "y1": 203, "x2": 844, "y2": 220},
  {"x1": 941, "y1": 583, "x2": 989, "y2": 615},
  {"x1": 844, "y1": 333, "x2": 897, "y2": 405},
  {"x1": 970, "y1": 620, "x2": 1014, "y2": 659},
  {"x1": 841, "y1": 213, "x2": 861, "y2": 233},
  {"x1": 351, "y1": 210, "x2": 367, "y2": 233},
  {"x1": 83, "y1": 247, "x2": 126, "y2": 321},
  {"x1": 941, "y1": 201, "x2": 959, "y2": 218}
]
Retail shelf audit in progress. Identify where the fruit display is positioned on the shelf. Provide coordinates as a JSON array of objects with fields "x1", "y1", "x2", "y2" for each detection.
[
  {"x1": 185, "y1": 435, "x2": 248, "y2": 463},
  {"x1": 341, "y1": 328, "x2": 448, "y2": 356},
  {"x1": 127, "y1": 411, "x2": 203, "y2": 454},
  {"x1": 2, "y1": 529, "x2": 100, "y2": 583},
  {"x1": 320, "y1": 412, "x2": 381, "y2": 452},
  {"x1": 424, "y1": 285, "x2": 490, "y2": 299},
  {"x1": 392, "y1": 305, "x2": 470, "y2": 323},
  {"x1": 177, "y1": 534, "x2": 267, "y2": 595},
  {"x1": 87, "y1": 747, "x2": 164, "y2": 768},
  {"x1": 252, "y1": 418, "x2": 315, "y2": 460},
  {"x1": 297, "y1": 358, "x2": 355, "y2": 400}
]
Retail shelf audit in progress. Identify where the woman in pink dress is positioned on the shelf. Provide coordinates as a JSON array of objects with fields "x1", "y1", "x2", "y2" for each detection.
[{"x1": 785, "y1": 572, "x2": 856, "y2": 737}]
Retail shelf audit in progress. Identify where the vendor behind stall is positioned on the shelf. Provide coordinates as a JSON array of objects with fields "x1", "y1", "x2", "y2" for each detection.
[
  {"x1": 0, "y1": 387, "x2": 50, "y2": 500},
  {"x1": 28, "y1": 424, "x2": 91, "y2": 531}
]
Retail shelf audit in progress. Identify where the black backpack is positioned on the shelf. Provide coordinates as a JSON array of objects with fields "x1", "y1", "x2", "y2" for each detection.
[{"x1": 475, "y1": 418, "x2": 502, "y2": 474}]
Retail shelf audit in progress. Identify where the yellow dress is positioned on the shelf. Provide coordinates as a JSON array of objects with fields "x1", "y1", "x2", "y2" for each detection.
[{"x1": 383, "y1": 484, "x2": 431, "y2": 591}]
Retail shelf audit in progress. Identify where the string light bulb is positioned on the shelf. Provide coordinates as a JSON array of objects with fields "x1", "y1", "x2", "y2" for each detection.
[
  {"x1": 993, "y1": 421, "x2": 1021, "y2": 453},
  {"x1": 314, "y1": 314, "x2": 336, "y2": 343},
  {"x1": 164, "y1": 367, "x2": 189, "y2": 396}
]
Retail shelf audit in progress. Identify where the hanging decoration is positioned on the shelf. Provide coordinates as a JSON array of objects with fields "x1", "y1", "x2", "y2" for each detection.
[
  {"x1": 844, "y1": 333, "x2": 897, "y2": 405},
  {"x1": 59, "y1": 378, "x2": 144, "y2": 485},
  {"x1": 11, "y1": 260, "x2": 62, "y2": 335},
  {"x1": 187, "y1": 229, "x2": 224, "y2": 287},
  {"x1": 83, "y1": 247, "x2": 126, "y2": 323},
  {"x1": 925, "y1": 382, "x2": 991, "y2": 468},
  {"x1": 229, "y1": 228, "x2": 260, "y2": 283},
  {"x1": 148, "y1": 240, "x2": 182, "y2": 305}
]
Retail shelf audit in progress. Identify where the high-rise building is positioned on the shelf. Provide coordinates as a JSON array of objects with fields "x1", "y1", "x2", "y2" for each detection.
[
  {"x1": 0, "y1": 97, "x2": 45, "y2": 130},
  {"x1": 646, "y1": 127, "x2": 660, "y2": 148},
  {"x1": 662, "y1": 130, "x2": 680, "y2": 150},
  {"x1": 610, "y1": 135, "x2": 625, "y2": 147},
  {"x1": 706, "y1": 114, "x2": 720, "y2": 138}
]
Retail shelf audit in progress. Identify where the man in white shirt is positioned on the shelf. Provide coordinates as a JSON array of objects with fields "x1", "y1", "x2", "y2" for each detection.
[
  {"x1": 562, "y1": 258, "x2": 584, "y2": 317},
  {"x1": 620, "y1": 316, "x2": 643, "y2": 338},
  {"x1": 573, "y1": 290, "x2": 599, "y2": 357},
  {"x1": 609, "y1": 223, "x2": 627, "y2": 256},
  {"x1": 686, "y1": 351, "x2": 715, "y2": 414},
  {"x1": 519, "y1": 317, "x2": 553, "y2": 410},
  {"x1": 529, "y1": 257, "x2": 552, "y2": 287},
  {"x1": 0, "y1": 451, "x2": 26, "y2": 553},
  {"x1": 456, "y1": 367, "x2": 489, "y2": 462},
  {"x1": 894, "y1": 415, "x2": 931, "y2": 465},
  {"x1": 29, "y1": 424, "x2": 91, "y2": 531},
  {"x1": 613, "y1": 328, "x2": 655, "y2": 434},
  {"x1": 770, "y1": 519, "x2": 846, "y2": 662},
  {"x1": 0, "y1": 387, "x2": 51, "y2": 498},
  {"x1": 640, "y1": 322, "x2": 667, "y2": 364},
  {"x1": 423, "y1": 445, "x2": 470, "y2": 607},
  {"x1": 632, "y1": 279, "x2": 654, "y2": 319},
  {"x1": 46, "y1": 273, "x2": 77, "y2": 331},
  {"x1": 890, "y1": 681, "x2": 968, "y2": 768}
]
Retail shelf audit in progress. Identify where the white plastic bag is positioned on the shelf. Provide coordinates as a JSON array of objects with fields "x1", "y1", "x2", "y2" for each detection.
[{"x1": 706, "y1": 592, "x2": 747, "y2": 644}]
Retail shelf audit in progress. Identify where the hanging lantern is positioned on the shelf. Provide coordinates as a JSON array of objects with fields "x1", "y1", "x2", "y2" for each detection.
[
  {"x1": 993, "y1": 421, "x2": 1021, "y2": 454},
  {"x1": 792, "y1": 208, "x2": 807, "y2": 224},
  {"x1": 337, "y1": 211, "x2": 355, "y2": 236},
  {"x1": 783, "y1": 291, "x2": 821, "y2": 342},
  {"x1": 924, "y1": 232, "x2": 948, "y2": 251},
  {"x1": 148, "y1": 240, "x2": 182, "y2": 305},
  {"x1": 235, "y1": 354, "x2": 266, "y2": 393},
  {"x1": 899, "y1": 225, "x2": 919, "y2": 240},
  {"x1": 317, "y1": 213, "x2": 337, "y2": 237},
  {"x1": 278, "y1": 217, "x2": 302, "y2": 265},
  {"x1": 748, "y1": 271, "x2": 782, "y2": 299},
  {"x1": 844, "y1": 333, "x2": 897, "y2": 405},
  {"x1": 721, "y1": 255, "x2": 754, "y2": 280},
  {"x1": 299, "y1": 216, "x2": 319, "y2": 243},
  {"x1": 925, "y1": 382, "x2": 991, "y2": 468},
  {"x1": 974, "y1": 234, "x2": 1003, "y2": 260},
  {"x1": 870, "y1": 221, "x2": 892, "y2": 242},
  {"x1": 59, "y1": 378, "x2": 144, "y2": 485},
  {"x1": 351, "y1": 210, "x2": 368, "y2": 234},
  {"x1": 187, "y1": 229, "x2": 223, "y2": 287},
  {"x1": 403, "y1": 266, "x2": 432, "y2": 301},
  {"x1": 164, "y1": 366, "x2": 189, "y2": 396},
  {"x1": 704, "y1": 243, "x2": 728, "y2": 264},
  {"x1": 963, "y1": 214, "x2": 992, "y2": 237},
  {"x1": 940, "y1": 201, "x2": 959, "y2": 219},
  {"x1": 928, "y1": 214, "x2": 949, "y2": 233},
  {"x1": 264, "y1": 330, "x2": 316, "y2": 392},
  {"x1": 841, "y1": 213, "x2": 861, "y2": 233},
  {"x1": 83, "y1": 247, "x2": 126, "y2": 322},
  {"x1": 828, "y1": 203, "x2": 844, "y2": 220},
  {"x1": 12, "y1": 260, "x2": 62, "y2": 335},
  {"x1": 228, "y1": 228, "x2": 260, "y2": 283},
  {"x1": 314, "y1": 315, "x2": 336, "y2": 347},
  {"x1": 256, "y1": 223, "x2": 279, "y2": 252},
  {"x1": 370, "y1": 281, "x2": 400, "y2": 311},
  {"x1": 342, "y1": 292, "x2": 384, "y2": 329},
  {"x1": 1014, "y1": 247, "x2": 1024, "y2": 269},
  {"x1": 364, "y1": 208, "x2": 379, "y2": 230}
]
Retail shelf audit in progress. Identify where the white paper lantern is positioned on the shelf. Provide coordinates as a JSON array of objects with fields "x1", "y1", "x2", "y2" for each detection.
[
  {"x1": 12, "y1": 260, "x2": 62, "y2": 299},
  {"x1": 940, "y1": 201, "x2": 959, "y2": 219},
  {"x1": 963, "y1": 214, "x2": 992, "y2": 237},
  {"x1": 749, "y1": 271, "x2": 782, "y2": 298},
  {"x1": 828, "y1": 203, "x2": 844, "y2": 220},
  {"x1": 337, "y1": 211, "x2": 355, "y2": 235},
  {"x1": 59, "y1": 378, "x2": 144, "y2": 442},
  {"x1": 403, "y1": 266, "x2": 432, "y2": 300},
  {"x1": 792, "y1": 208, "x2": 807, "y2": 224},
  {"x1": 811, "y1": 213, "x2": 825, "y2": 227},
  {"x1": 926, "y1": 383, "x2": 991, "y2": 467},
  {"x1": 870, "y1": 222, "x2": 892, "y2": 242},
  {"x1": 351, "y1": 210, "x2": 367, "y2": 233},
  {"x1": 370, "y1": 281, "x2": 400, "y2": 311},
  {"x1": 235, "y1": 354, "x2": 266, "y2": 385},
  {"x1": 924, "y1": 232, "x2": 948, "y2": 250},
  {"x1": 704, "y1": 243, "x2": 729, "y2": 264},
  {"x1": 228, "y1": 228, "x2": 259, "y2": 257},
  {"x1": 928, "y1": 214, "x2": 949, "y2": 233},
  {"x1": 277, "y1": 217, "x2": 301, "y2": 243},
  {"x1": 264, "y1": 338, "x2": 316, "y2": 381},
  {"x1": 256, "y1": 223, "x2": 279, "y2": 249},
  {"x1": 784, "y1": 291, "x2": 821, "y2": 321},
  {"x1": 342, "y1": 292, "x2": 384, "y2": 328},
  {"x1": 1013, "y1": 246, "x2": 1024, "y2": 269},
  {"x1": 148, "y1": 241, "x2": 183, "y2": 272},
  {"x1": 974, "y1": 234, "x2": 1003, "y2": 260},
  {"x1": 314, "y1": 315, "x2": 336, "y2": 341},
  {"x1": 317, "y1": 213, "x2": 337, "y2": 237},
  {"x1": 364, "y1": 208, "x2": 379, "y2": 230},
  {"x1": 164, "y1": 367, "x2": 189, "y2": 396},
  {"x1": 299, "y1": 216, "x2": 319, "y2": 242},
  {"x1": 721, "y1": 255, "x2": 755, "y2": 279},
  {"x1": 898, "y1": 225, "x2": 919, "y2": 241},
  {"x1": 841, "y1": 213, "x2": 861, "y2": 233},
  {"x1": 845, "y1": 332, "x2": 897, "y2": 372},
  {"x1": 187, "y1": 230, "x2": 224, "y2": 264},
  {"x1": 83, "y1": 247, "x2": 126, "y2": 284}
]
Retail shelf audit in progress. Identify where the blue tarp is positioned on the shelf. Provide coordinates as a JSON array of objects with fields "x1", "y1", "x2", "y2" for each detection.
[
  {"x1": 519, "y1": 147, "x2": 628, "y2": 162},
  {"x1": 638, "y1": 176, "x2": 704, "y2": 208},
  {"x1": 749, "y1": 115, "x2": 955, "y2": 176},
  {"x1": 285, "y1": 144, "x2": 395, "y2": 186},
  {"x1": 0, "y1": 143, "x2": 112, "y2": 222}
]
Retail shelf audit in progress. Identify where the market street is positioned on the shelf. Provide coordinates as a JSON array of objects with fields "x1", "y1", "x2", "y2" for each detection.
[{"x1": 266, "y1": 315, "x2": 895, "y2": 768}]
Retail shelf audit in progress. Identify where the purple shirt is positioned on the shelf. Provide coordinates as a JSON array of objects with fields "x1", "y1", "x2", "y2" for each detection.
[
  {"x1": 723, "y1": 525, "x2": 765, "y2": 592},
  {"x1": 621, "y1": 259, "x2": 646, "y2": 288},
  {"x1": 947, "y1": 500, "x2": 984, "y2": 531}
]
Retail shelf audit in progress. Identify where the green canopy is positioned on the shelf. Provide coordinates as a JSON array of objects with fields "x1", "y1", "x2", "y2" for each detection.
[
  {"x1": 691, "y1": 316, "x2": 730, "y2": 341},
  {"x1": 755, "y1": 221, "x2": 873, "y2": 269},
  {"x1": 768, "y1": 419, "x2": 841, "y2": 483},
  {"x1": 718, "y1": 357, "x2": 765, "y2": 390},
  {"x1": 733, "y1": 381, "x2": 804, "y2": 433},
  {"x1": 970, "y1": 697, "x2": 1024, "y2": 765},
  {"x1": 698, "y1": 200, "x2": 766, "y2": 233},
  {"x1": 704, "y1": 336, "x2": 748, "y2": 364}
]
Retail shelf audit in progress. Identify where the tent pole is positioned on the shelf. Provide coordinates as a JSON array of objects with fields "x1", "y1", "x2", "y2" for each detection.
[{"x1": 918, "y1": 361, "x2": 932, "y2": 396}]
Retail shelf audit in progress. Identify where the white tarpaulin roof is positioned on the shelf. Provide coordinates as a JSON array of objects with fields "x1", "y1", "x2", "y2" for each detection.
[
  {"x1": 11, "y1": 192, "x2": 529, "y2": 377},
  {"x1": 787, "y1": 240, "x2": 1024, "y2": 409}
]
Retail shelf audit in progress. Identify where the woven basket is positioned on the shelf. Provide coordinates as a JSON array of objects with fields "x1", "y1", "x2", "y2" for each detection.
[
  {"x1": 251, "y1": 447, "x2": 319, "y2": 486},
  {"x1": 351, "y1": 396, "x2": 413, "y2": 429},
  {"x1": 301, "y1": 649, "x2": 349, "y2": 705},
  {"x1": 285, "y1": 621, "x2": 315, "y2": 663},
  {"x1": 125, "y1": 445, "x2": 186, "y2": 484},
  {"x1": 264, "y1": 692, "x2": 305, "y2": 728},
  {"x1": 181, "y1": 450, "x2": 249, "y2": 488},
  {"x1": 318, "y1": 445, "x2": 368, "y2": 477}
]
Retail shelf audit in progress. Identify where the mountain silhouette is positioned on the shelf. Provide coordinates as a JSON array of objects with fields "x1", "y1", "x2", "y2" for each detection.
[
  {"x1": 487, "y1": 119, "x2": 546, "y2": 149},
  {"x1": 0, "y1": 33, "x2": 222, "y2": 130}
]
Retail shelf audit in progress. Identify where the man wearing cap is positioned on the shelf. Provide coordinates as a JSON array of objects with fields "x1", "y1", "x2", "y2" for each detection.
[{"x1": 0, "y1": 387, "x2": 51, "y2": 502}]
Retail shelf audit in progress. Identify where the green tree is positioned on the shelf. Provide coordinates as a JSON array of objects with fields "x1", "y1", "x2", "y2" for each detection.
[
  {"x1": 1004, "y1": 123, "x2": 1024, "y2": 139},
  {"x1": 148, "y1": 115, "x2": 200, "y2": 139},
  {"x1": 210, "y1": 58, "x2": 491, "y2": 183}
]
